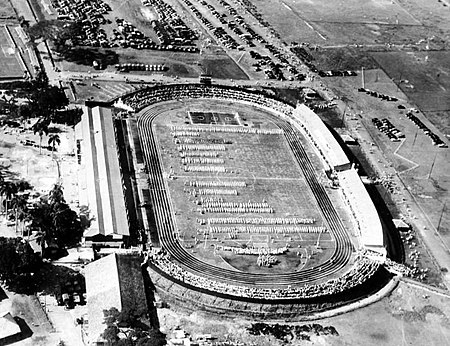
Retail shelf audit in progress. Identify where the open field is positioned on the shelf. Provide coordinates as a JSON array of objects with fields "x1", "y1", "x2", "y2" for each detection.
[
  {"x1": 251, "y1": 0, "x2": 434, "y2": 45},
  {"x1": 0, "y1": 0, "x2": 16, "y2": 18},
  {"x1": 0, "y1": 26, "x2": 25, "y2": 79},
  {"x1": 370, "y1": 50, "x2": 450, "y2": 134}
]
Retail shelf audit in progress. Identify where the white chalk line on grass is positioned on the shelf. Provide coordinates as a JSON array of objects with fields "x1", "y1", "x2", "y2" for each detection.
[
  {"x1": 394, "y1": 139, "x2": 419, "y2": 175},
  {"x1": 1, "y1": 45, "x2": 15, "y2": 57},
  {"x1": 278, "y1": 0, "x2": 327, "y2": 40}
]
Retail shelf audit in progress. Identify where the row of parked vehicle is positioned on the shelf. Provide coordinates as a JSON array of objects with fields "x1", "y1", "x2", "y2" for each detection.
[
  {"x1": 115, "y1": 63, "x2": 168, "y2": 72},
  {"x1": 319, "y1": 70, "x2": 357, "y2": 77},
  {"x1": 358, "y1": 88, "x2": 398, "y2": 101},
  {"x1": 142, "y1": 0, "x2": 198, "y2": 46},
  {"x1": 405, "y1": 112, "x2": 448, "y2": 148},
  {"x1": 372, "y1": 118, "x2": 405, "y2": 142}
]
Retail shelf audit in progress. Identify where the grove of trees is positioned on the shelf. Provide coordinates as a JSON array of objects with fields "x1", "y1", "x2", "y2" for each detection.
[
  {"x1": 27, "y1": 20, "x2": 119, "y2": 68},
  {"x1": 28, "y1": 183, "x2": 84, "y2": 255},
  {"x1": 0, "y1": 236, "x2": 41, "y2": 292},
  {"x1": 2, "y1": 69, "x2": 81, "y2": 131},
  {"x1": 0, "y1": 172, "x2": 85, "y2": 257},
  {"x1": 102, "y1": 308, "x2": 166, "y2": 346}
]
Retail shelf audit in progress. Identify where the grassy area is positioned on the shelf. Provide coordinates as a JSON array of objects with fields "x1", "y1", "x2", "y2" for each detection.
[
  {"x1": 370, "y1": 51, "x2": 450, "y2": 134},
  {"x1": 0, "y1": 26, "x2": 26, "y2": 79},
  {"x1": 149, "y1": 99, "x2": 339, "y2": 276},
  {"x1": 310, "y1": 46, "x2": 379, "y2": 71},
  {"x1": 250, "y1": 0, "x2": 426, "y2": 44},
  {"x1": 0, "y1": 0, "x2": 16, "y2": 18}
]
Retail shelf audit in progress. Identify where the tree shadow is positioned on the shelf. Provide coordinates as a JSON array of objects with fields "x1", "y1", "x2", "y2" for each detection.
[
  {"x1": 59, "y1": 48, "x2": 119, "y2": 68},
  {"x1": 141, "y1": 263, "x2": 160, "y2": 330},
  {"x1": 33, "y1": 262, "x2": 85, "y2": 296},
  {"x1": 0, "y1": 286, "x2": 8, "y2": 302},
  {"x1": 47, "y1": 126, "x2": 63, "y2": 134}
]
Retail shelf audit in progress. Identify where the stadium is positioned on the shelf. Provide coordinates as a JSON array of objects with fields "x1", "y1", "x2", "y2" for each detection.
[{"x1": 80, "y1": 83, "x2": 389, "y2": 312}]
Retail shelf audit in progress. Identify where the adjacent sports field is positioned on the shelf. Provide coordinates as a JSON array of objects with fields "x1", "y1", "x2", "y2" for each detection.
[
  {"x1": 0, "y1": 0, "x2": 15, "y2": 18},
  {"x1": 0, "y1": 26, "x2": 25, "y2": 79},
  {"x1": 251, "y1": 0, "x2": 438, "y2": 45}
]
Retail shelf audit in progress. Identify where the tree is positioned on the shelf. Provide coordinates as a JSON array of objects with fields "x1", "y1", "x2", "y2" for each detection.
[
  {"x1": 102, "y1": 325, "x2": 121, "y2": 345},
  {"x1": 0, "y1": 237, "x2": 41, "y2": 287},
  {"x1": 136, "y1": 329, "x2": 166, "y2": 346},
  {"x1": 28, "y1": 84, "x2": 69, "y2": 119},
  {"x1": 32, "y1": 70, "x2": 49, "y2": 89},
  {"x1": 0, "y1": 179, "x2": 31, "y2": 225},
  {"x1": 52, "y1": 205, "x2": 83, "y2": 248},
  {"x1": 15, "y1": 179, "x2": 32, "y2": 192},
  {"x1": 32, "y1": 120, "x2": 49, "y2": 154},
  {"x1": 48, "y1": 133, "x2": 61, "y2": 156},
  {"x1": 48, "y1": 183, "x2": 65, "y2": 205},
  {"x1": 52, "y1": 108, "x2": 83, "y2": 127},
  {"x1": 24, "y1": 70, "x2": 69, "y2": 124},
  {"x1": 101, "y1": 308, "x2": 166, "y2": 346},
  {"x1": 0, "y1": 181, "x2": 18, "y2": 220},
  {"x1": 28, "y1": 184, "x2": 84, "y2": 255},
  {"x1": 48, "y1": 134, "x2": 61, "y2": 178},
  {"x1": 10, "y1": 194, "x2": 29, "y2": 235},
  {"x1": 0, "y1": 173, "x2": 4, "y2": 215}
]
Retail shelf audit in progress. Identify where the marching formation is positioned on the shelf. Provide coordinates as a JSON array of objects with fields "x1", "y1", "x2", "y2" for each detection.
[
  {"x1": 178, "y1": 144, "x2": 227, "y2": 151},
  {"x1": 198, "y1": 206, "x2": 274, "y2": 214},
  {"x1": 180, "y1": 151, "x2": 220, "y2": 157},
  {"x1": 176, "y1": 137, "x2": 231, "y2": 144},
  {"x1": 184, "y1": 166, "x2": 228, "y2": 173},
  {"x1": 214, "y1": 245, "x2": 288, "y2": 255},
  {"x1": 187, "y1": 180, "x2": 247, "y2": 187},
  {"x1": 205, "y1": 217, "x2": 316, "y2": 225},
  {"x1": 181, "y1": 157, "x2": 225, "y2": 164},
  {"x1": 171, "y1": 131, "x2": 201, "y2": 137},
  {"x1": 190, "y1": 188, "x2": 238, "y2": 196},
  {"x1": 207, "y1": 226, "x2": 327, "y2": 234},
  {"x1": 172, "y1": 124, "x2": 283, "y2": 135}
]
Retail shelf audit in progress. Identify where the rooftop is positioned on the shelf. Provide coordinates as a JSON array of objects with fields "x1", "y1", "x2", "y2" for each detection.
[{"x1": 85, "y1": 253, "x2": 147, "y2": 345}]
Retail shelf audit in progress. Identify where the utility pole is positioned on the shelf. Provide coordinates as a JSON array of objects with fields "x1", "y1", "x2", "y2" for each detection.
[
  {"x1": 341, "y1": 104, "x2": 347, "y2": 127},
  {"x1": 412, "y1": 127, "x2": 419, "y2": 148},
  {"x1": 361, "y1": 67, "x2": 365, "y2": 89},
  {"x1": 427, "y1": 152, "x2": 438, "y2": 179},
  {"x1": 437, "y1": 201, "x2": 446, "y2": 232}
]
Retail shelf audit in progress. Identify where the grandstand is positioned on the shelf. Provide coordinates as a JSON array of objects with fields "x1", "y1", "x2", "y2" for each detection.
[{"x1": 77, "y1": 106, "x2": 130, "y2": 247}]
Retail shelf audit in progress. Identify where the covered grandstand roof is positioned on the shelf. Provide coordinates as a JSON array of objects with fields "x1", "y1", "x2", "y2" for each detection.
[
  {"x1": 338, "y1": 169, "x2": 384, "y2": 253},
  {"x1": 78, "y1": 106, "x2": 129, "y2": 240},
  {"x1": 293, "y1": 105, "x2": 351, "y2": 171}
]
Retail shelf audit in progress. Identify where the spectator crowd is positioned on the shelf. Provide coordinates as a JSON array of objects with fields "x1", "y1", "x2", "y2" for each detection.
[{"x1": 145, "y1": 248, "x2": 381, "y2": 300}]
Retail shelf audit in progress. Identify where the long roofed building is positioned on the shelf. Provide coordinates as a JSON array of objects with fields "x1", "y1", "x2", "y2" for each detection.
[{"x1": 76, "y1": 106, "x2": 130, "y2": 247}]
